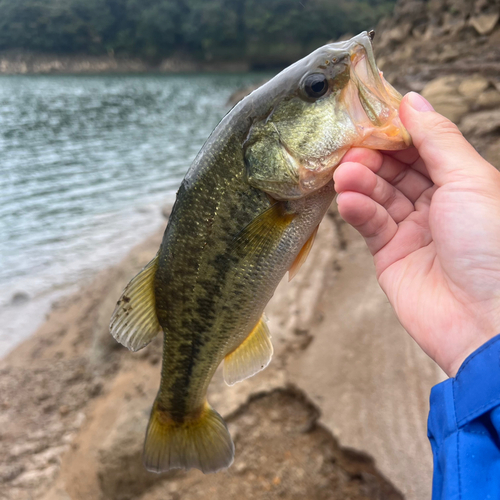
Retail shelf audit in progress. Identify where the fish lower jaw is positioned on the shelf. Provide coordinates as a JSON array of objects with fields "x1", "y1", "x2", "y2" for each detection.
[
  {"x1": 354, "y1": 118, "x2": 412, "y2": 150},
  {"x1": 292, "y1": 149, "x2": 349, "y2": 198},
  {"x1": 343, "y1": 57, "x2": 411, "y2": 149}
]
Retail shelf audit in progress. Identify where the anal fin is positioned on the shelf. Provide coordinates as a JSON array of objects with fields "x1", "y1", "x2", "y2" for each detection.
[
  {"x1": 223, "y1": 315, "x2": 273, "y2": 386},
  {"x1": 288, "y1": 224, "x2": 319, "y2": 281},
  {"x1": 109, "y1": 252, "x2": 161, "y2": 351}
]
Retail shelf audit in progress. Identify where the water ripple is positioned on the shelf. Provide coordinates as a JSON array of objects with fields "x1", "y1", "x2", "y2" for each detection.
[{"x1": 0, "y1": 72, "x2": 268, "y2": 355}]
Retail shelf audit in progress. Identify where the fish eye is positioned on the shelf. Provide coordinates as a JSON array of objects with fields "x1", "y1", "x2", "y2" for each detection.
[{"x1": 303, "y1": 73, "x2": 328, "y2": 99}]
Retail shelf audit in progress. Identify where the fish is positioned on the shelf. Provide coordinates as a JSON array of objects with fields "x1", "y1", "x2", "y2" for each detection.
[{"x1": 109, "y1": 31, "x2": 410, "y2": 475}]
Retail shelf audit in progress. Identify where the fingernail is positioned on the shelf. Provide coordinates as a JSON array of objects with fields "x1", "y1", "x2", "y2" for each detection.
[{"x1": 407, "y1": 91, "x2": 434, "y2": 112}]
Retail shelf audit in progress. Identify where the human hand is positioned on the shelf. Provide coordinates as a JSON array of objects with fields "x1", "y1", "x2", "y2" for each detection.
[{"x1": 334, "y1": 92, "x2": 500, "y2": 377}]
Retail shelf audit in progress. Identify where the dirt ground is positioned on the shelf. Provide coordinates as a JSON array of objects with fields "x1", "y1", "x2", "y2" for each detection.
[
  {"x1": 0, "y1": 203, "x2": 443, "y2": 500},
  {"x1": 5, "y1": 1, "x2": 500, "y2": 497}
]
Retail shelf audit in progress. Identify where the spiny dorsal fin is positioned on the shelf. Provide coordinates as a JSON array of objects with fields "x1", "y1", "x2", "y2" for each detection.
[
  {"x1": 223, "y1": 315, "x2": 273, "y2": 386},
  {"x1": 288, "y1": 224, "x2": 319, "y2": 281},
  {"x1": 109, "y1": 252, "x2": 161, "y2": 351},
  {"x1": 232, "y1": 202, "x2": 296, "y2": 259}
]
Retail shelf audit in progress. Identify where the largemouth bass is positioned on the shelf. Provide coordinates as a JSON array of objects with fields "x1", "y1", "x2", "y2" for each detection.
[{"x1": 110, "y1": 31, "x2": 410, "y2": 474}]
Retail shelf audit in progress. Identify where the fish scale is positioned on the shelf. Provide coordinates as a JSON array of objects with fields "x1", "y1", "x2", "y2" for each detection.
[
  {"x1": 109, "y1": 31, "x2": 410, "y2": 474},
  {"x1": 156, "y1": 144, "x2": 270, "y2": 416}
]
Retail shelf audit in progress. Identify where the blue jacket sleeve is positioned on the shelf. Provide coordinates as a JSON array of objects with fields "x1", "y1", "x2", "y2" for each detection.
[{"x1": 428, "y1": 334, "x2": 500, "y2": 499}]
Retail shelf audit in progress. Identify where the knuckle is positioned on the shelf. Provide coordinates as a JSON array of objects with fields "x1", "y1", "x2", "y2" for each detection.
[
  {"x1": 391, "y1": 168, "x2": 408, "y2": 189},
  {"x1": 382, "y1": 186, "x2": 398, "y2": 209},
  {"x1": 418, "y1": 115, "x2": 462, "y2": 147},
  {"x1": 417, "y1": 115, "x2": 464, "y2": 159}
]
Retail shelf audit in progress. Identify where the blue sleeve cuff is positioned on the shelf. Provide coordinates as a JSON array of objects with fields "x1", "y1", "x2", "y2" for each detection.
[
  {"x1": 454, "y1": 334, "x2": 500, "y2": 426},
  {"x1": 428, "y1": 335, "x2": 500, "y2": 499},
  {"x1": 429, "y1": 334, "x2": 500, "y2": 442}
]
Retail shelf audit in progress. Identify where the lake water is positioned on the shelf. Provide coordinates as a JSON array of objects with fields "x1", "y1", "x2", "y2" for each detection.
[{"x1": 0, "y1": 72, "x2": 268, "y2": 357}]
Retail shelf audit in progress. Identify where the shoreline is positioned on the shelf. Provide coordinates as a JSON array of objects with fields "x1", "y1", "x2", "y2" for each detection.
[
  {"x1": 1, "y1": 205, "x2": 443, "y2": 500},
  {"x1": 0, "y1": 52, "x2": 252, "y2": 75},
  {"x1": 0, "y1": 202, "x2": 171, "y2": 360}
]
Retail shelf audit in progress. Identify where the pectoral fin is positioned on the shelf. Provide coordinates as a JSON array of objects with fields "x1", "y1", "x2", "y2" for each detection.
[
  {"x1": 109, "y1": 252, "x2": 161, "y2": 351},
  {"x1": 232, "y1": 202, "x2": 296, "y2": 259},
  {"x1": 288, "y1": 224, "x2": 319, "y2": 281},
  {"x1": 223, "y1": 315, "x2": 273, "y2": 386}
]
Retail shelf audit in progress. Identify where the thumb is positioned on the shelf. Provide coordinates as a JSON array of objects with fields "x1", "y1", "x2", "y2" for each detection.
[{"x1": 399, "y1": 92, "x2": 492, "y2": 186}]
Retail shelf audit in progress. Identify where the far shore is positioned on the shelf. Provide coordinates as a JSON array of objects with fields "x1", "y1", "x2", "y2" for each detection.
[{"x1": 0, "y1": 52, "x2": 260, "y2": 75}]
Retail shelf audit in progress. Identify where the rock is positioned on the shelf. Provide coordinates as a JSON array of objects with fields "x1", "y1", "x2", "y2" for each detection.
[
  {"x1": 97, "y1": 404, "x2": 165, "y2": 500},
  {"x1": 138, "y1": 389, "x2": 404, "y2": 500},
  {"x1": 32, "y1": 445, "x2": 69, "y2": 468},
  {"x1": 12, "y1": 465, "x2": 59, "y2": 488},
  {"x1": 394, "y1": 0, "x2": 427, "y2": 18},
  {"x1": 421, "y1": 76, "x2": 470, "y2": 123},
  {"x1": 422, "y1": 24, "x2": 445, "y2": 41},
  {"x1": 442, "y1": 10, "x2": 469, "y2": 34},
  {"x1": 383, "y1": 22, "x2": 413, "y2": 44},
  {"x1": 485, "y1": 138, "x2": 500, "y2": 168},
  {"x1": 161, "y1": 204, "x2": 171, "y2": 220},
  {"x1": 426, "y1": 0, "x2": 446, "y2": 15},
  {"x1": 458, "y1": 74, "x2": 490, "y2": 101},
  {"x1": 59, "y1": 405, "x2": 70, "y2": 416},
  {"x1": 422, "y1": 75, "x2": 460, "y2": 96},
  {"x1": 489, "y1": 25, "x2": 500, "y2": 45},
  {"x1": 459, "y1": 109, "x2": 500, "y2": 135},
  {"x1": 476, "y1": 88, "x2": 500, "y2": 108},
  {"x1": 10, "y1": 291, "x2": 29, "y2": 306},
  {"x1": 436, "y1": 45, "x2": 461, "y2": 63},
  {"x1": 0, "y1": 463, "x2": 24, "y2": 482},
  {"x1": 470, "y1": 12, "x2": 499, "y2": 35}
]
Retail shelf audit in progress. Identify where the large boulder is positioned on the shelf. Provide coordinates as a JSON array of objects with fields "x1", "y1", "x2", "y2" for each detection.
[
  {"x1": 421, "y1": 76, "x2": 470, "y2": 123},
  {"x1": 459, "y1": 109, "x2": 500, "y2": 135},
  {"x1": 485, "y1": 138, "x2": 500, "y2": 168},
  {"x1": 138, "y1": 389, "x2": 404, "y2": 500},
  {"x1": 97, "y1": 402, "x2": 167, "y2": 500},
  {"x1": 470, "y1": 12, "x2": 499, "y2": 35},
  {"x1": 476, "y1": 88, "x2": 500, "y2": 109},
  {"x1": 458, "y1": 74, "x2": 490, "y2": 101}
]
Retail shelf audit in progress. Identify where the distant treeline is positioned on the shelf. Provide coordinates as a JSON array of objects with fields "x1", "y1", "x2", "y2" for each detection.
[{"x1": 0, "y1": 0, "x2": 396, "y2": 66}]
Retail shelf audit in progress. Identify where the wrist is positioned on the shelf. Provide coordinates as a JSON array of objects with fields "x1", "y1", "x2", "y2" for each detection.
[{"x1": 440, "y1": 331, "x2": 500, "y2": 377}]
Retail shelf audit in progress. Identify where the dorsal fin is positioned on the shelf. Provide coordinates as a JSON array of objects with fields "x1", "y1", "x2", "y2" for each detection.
[
  {"x1": 288, "y1": 224, "x2": 319, "y2": 281},
  {"x1": 109, "y1": 252, "x2": 161, "y2": 351},
  {"x1": 223, "y1": 315, "x2": 273, "y2": 386}
]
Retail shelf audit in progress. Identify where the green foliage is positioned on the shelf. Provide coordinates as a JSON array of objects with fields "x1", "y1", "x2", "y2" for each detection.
[{"x1": 0, "y1": 0, "x2": 396, "y2": 65}]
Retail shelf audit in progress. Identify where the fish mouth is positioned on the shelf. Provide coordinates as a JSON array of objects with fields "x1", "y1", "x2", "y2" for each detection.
[{"x1": 343, "y1": 38, "x2": 411, "y2": 149}]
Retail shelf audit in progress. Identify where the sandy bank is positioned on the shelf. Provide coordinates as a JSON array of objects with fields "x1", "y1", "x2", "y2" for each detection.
[{"x1": 0, "y1": 204, "x2": 443, "y2": 500}]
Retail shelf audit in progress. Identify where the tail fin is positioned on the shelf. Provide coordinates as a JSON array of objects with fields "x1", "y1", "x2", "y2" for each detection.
[{"x1": 143, "y1": 400, "x2": 234, "y2": 474}]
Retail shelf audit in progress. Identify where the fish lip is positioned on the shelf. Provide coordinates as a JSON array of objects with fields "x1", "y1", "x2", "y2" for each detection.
[
  {"x1": 341, "y1": 35, "x2": 412, "y2": 148},
  {"x1": 348, "y1": 46, "x2": 392, "y2": 125},
  {"x1": 350, "y1": 41, "x2": 384, "y2": 91}
]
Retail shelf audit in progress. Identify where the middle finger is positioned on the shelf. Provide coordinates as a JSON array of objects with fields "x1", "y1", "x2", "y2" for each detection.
[{"x1": 334, "y1": 162, "x2": 414, "y2": 223}]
